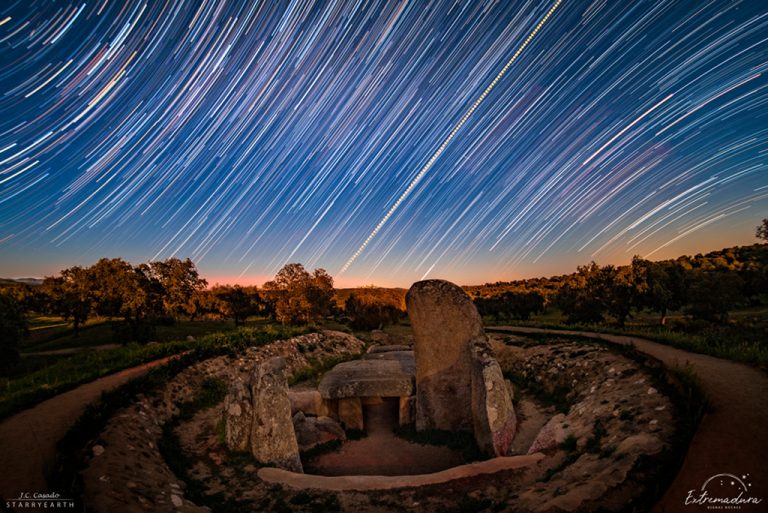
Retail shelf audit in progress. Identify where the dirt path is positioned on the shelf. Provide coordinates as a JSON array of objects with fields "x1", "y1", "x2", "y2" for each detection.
[
  {"x1": 492, "y1": 326, "x2": 768, "y2": 513},
  {"x1": 305, "y1": 399, "x2": 465, "y2": 476},
  {"x1": 0, "y1": 356, "x2": 175, "y2": 504}
]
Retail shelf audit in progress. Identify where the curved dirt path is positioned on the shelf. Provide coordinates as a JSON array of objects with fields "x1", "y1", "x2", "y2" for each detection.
[
  {"x1": 0, "y1": 356, "x2": 175, "y2": 505},
  {"x1": 492, "y1": 326, "x2": 768, "y2": 513}
]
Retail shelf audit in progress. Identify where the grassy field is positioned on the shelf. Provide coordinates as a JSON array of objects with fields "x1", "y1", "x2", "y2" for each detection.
[
  {"x1": 483, "y1": 306, "x2": 768, "y2": 369},
  {"x1": 21, "y1": 316, "x2": 254, "y2": 352},
  {"x1": 1, "y1": 324, "x2": 310, "y2": 420}
]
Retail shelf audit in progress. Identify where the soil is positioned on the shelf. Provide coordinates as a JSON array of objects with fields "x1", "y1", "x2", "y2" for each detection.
[
  {"x1": 304, "y1": 398, "x2": 465, "y2": 475},
  {"x1": 492, "y1": 326, "x2": 768, "y2": 513},
  {"x1": 2, "y1": 327, "x2": 765, "y2": 513},
  {"x1": 0, "y1": 356, "x2": 176, "y2": 503}
]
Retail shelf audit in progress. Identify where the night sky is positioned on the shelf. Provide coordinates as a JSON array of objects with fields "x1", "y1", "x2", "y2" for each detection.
[{"x1": 0, "y1": 1, "x2": 766, "y2": 287}]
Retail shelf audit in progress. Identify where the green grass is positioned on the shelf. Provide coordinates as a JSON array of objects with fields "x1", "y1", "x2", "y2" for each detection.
[
  {"x1": 0, "y1": 324, "x2": 309, "y2": 420},
  {"x1": 50, "y1": 326, "x2": 316, "y2": 506},
  {"x1": 486, "y1": 310, "x2": 768, "y2": 369},
  {"x1": 21, "y1": 317, "x2": 247, "y2": 352}
]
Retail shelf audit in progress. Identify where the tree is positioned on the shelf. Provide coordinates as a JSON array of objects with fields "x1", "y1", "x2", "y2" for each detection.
[
  {"x1": 146, "y1": 258, "x2": 207, "y2": 319},
  {"x1": 89, "y1": 258, "x2": 163, "y2": 342},
  {"x1": 604, "y1": 265, "x2": 638, "y2": 327},
  {"x1": 685, "y1": 270, "x2": 743, "y2": 323},
  {"x1": 757, "y1": 219, "x2": 768, "y2": 242},
  {"x1": 211, "y1": 285, "x2": 261, "y2": 326},
  {"x1": 40, "y1": 267, "x2": 93, "y2": 336},
  {"x1": 345, "y1": 289, "x2": 404, "y2": 329},
  {"x1": 263, "y1": 263, "x2": 335, "y2": 325},
  {"x1": 556, "y1": 262, "x2": 610, "y2": 324},
  {"x1": 0, "y1": 292, "x2": 27, "y2": 373},
  {"x1": 632, "y1": 258, "x2": 687, "y2": 325}
]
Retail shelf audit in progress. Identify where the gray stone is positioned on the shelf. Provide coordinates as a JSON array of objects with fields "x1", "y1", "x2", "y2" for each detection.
[
  {"x1": 367, "y1": 344, "x2": 411, "y2": 354},
  {"x1": 318, "y1": 357, "x2": 415, "y2": 399},
  {"x1": 406, "y1": 279, "x2": 487, "y2": 432},
  {"x1": 527, "y1": 414, "x2": 567, "y2": 454},
  {"x1": 289, "y1": 389, "x2": 328, "y2": 417},
  {"x1": 250, "y1": 357, "x2": 303, "y2": 472},
  {"x1": 338, "y1": 397, "x2": 364, "y2": 431},
  {"x1": 370, "y1": 330, "x2": 390, "y2": 344},
  {"x1": 399, "y1": 396, "x2": 416, "y2": 426},
  {"x1": 223, "y1": 378, "x2": 252, "y2": 452},
  {"x1": 293, "y1": 412, "x2": 346, "y2": 451},
  {"x1": 471, "y1": 343, "x2": 517, "y2": 456}
]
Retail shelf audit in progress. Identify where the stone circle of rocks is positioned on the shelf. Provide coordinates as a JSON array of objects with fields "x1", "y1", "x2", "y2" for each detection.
[{"x1": 75, "y1": 280, "x2": 681, "y2": 513}]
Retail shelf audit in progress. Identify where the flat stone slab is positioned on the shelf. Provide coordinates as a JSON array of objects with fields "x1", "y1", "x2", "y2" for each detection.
[
  {"x1": 363, "y1": 350, "x2": 414, "y2": 362},
  {"x1": 258, "y1": 453, "x2": 544, "y2": 491},
  {"x1": 367, "y1": 344, "x2": 412, "y2": 354},
  {"x1": 319, "y1": 356, "x2": 415, "y2": 399}
]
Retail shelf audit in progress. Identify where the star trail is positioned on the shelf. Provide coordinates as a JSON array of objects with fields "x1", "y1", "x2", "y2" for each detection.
[{"x1": 0, "y1": 0, "x2": 766, "y2": 286}]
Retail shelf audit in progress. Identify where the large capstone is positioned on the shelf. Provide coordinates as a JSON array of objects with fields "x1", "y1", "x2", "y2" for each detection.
[
  {"x1": 318, "y1": 352, "x2": 415, "y2": 400},
  {"x1": 250, "y1": 357, "x2": 303, "y2": 472},
  {"x1": 406, "y1": 279, "x2": 486, "y2": 431}
]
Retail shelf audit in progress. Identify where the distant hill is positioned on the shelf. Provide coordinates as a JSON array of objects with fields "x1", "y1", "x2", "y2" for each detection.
[{"x1": 0, "y1": 277, "x2": 43, "y2": 287}]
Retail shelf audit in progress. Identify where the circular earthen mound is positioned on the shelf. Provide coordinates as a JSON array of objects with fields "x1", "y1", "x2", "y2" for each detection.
[{"x1": 78, "y1": 333, "x2": 682, "y2": 513}]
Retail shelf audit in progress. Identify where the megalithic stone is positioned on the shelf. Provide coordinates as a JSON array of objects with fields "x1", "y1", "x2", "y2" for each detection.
[
  {"x1": 249, "y1": 357, "x2": 303, "y2": 472},
  {"x1": 471, "y1": 342, "x2": 517, "y2": 456},
  {"x1": 406, "y1": 279, "x2": 488, "y2": 432},
  {"x1": 223, "y1": 378, "x2": 252, "y2": 452}
]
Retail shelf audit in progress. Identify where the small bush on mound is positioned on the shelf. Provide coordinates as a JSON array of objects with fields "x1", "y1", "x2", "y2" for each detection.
[{"x1": 393, "y1": 425, "x2": 484, "y2": 462}]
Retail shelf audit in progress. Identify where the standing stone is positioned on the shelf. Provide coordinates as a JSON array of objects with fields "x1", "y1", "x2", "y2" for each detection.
[
  {"x1": 406, "y1": 280, "x2": 487, "y2": 431},
  {"x1": 250, "y1": 357, "x2": 303, "y2": 472},
  {"x1": 471, "y1": 343, "x2": 517, "y2": 456},
  {"x1": 337, "y1": 397, "x2": 364, "y2": 431},
  {"x1": 223, "y1": 378, "x2": 252, "y2": 452}
]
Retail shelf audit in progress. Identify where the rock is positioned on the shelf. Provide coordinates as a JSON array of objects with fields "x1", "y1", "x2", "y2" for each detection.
[
  {"x1": 528, "y1": 414, "x2": 567, "y2": 454},
  {"x1": 92, "y1": 445, "x2": 105, "y2": 457},
  {"x1": 337, "y1": 397, "x2": 364, "y2": 431},
  {"x1": 293, "y1": 412, "x2": 346, "y2": 451},
  {"x1": 367, "y1": 344, "x2": 411, "y2": 354},
  {"x1": 170, "y1": 494, "x2": 183, "y2": 507},
  {"x1": 289, "y1": 389, "x2": 328, "y2": 417},
  {"x1": 186, "y1": 335, "x2": 195, "y2": 342},
  {"x1": 222, "y1": 378, "x2": 252, "y2": 452},
  {"x1": 407, "y1": 280, "x2": 489, "y2": 431},
  {"x1": 471, "y1": 344, "x2": 517, "y2": 456},
  {"x1": 399, "y1": 396, "x2": 416, "y2": 426},
  {"x1": 370, "y1": 330, "x2": 390, "y2": 344},
  {"x1": 318, "y1": 357, "x2": 415, "y2": 399},
  {"x1": 249, "y1": 357, "x2": 303, "y2": 472}
]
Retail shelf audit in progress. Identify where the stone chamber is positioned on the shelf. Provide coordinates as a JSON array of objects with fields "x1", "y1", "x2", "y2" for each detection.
[{"x1": 70, "y1": 280, "x2": 691, "y2": 513}]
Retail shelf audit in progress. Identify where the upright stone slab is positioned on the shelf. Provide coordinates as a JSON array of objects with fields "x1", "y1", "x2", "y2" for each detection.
[
  {"x1": 223, "y1": 378, "x2": 252, "y2": 452},
  {"x1": 471, "y1": 343, "x2": 517, "y2": 456},
  {"x1": 249, "y1": 357, "x2": 303, "y2": 472},
  {"x1": 406, "y1": 279, "x2": 487, "y2": 431}
]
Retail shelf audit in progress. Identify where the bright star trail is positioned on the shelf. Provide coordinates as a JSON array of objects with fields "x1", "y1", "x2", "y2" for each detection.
[{"x1": 0, "y1": 0, "x2": 766, "y2": 286}]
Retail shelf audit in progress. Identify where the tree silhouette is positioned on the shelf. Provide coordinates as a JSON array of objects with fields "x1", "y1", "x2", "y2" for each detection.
[
  {"x1": 263, "y1": 263, "x2": 334, "y2": 324},
  {"x1": 0, "y1": 292, "x2": 26, "y2": 372},
  {"x1": 757, "y1": 218, "x2": 768, "y2": 242}
]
